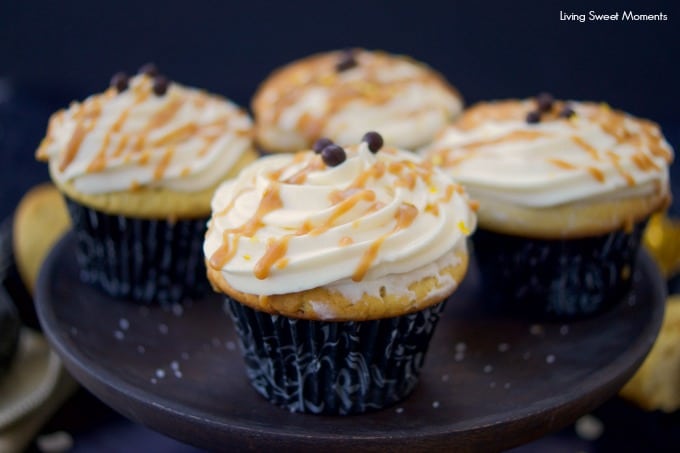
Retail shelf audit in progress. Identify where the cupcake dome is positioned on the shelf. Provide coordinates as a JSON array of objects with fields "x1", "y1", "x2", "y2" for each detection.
[
  {"x1": 35, "y1": 66, "x2": 258, "y2": 304},
  {"x1": 36, "y1": 69, "x2": 257, "y2": 218},
  {"x1": 252, "y1": 49, "x2": 463, "y2": 153},
  {"x1": 422, "y1": 98, "x2": 673, "y2": 238},
  {"x1": 205, "y1": 139, "x2": 476, "y2": 319},
  {"x1": 422, "y1": 96, "x2": 674, "y2": 319}
]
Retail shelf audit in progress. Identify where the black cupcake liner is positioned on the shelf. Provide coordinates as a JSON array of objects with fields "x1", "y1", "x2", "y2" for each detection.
[
  {"x1": 473, "y1": 221, "x2": 647, "y2": 320},
  {"x1": 226, "y1": 297, "x2": 448, "y2": 415},
  {"x1": 64, "y1": 198, "x2": 210, "y2": 305}
]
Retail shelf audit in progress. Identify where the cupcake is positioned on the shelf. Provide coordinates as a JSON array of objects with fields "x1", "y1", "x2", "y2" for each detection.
[
  {"x1": 252, "y1": 49, "x2": 463, "y2": 153},
  {"x1": 36, "y1": 64, "x2": 258, "y2": 305},
  {"x1": 204, "y1": 132, "x2": 476, "y2": 414},
  {"x1": 421, "y1": 95, "x2": 674, "y2": 319}
]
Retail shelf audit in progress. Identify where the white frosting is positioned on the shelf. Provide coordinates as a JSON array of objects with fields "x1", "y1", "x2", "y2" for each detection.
[
  {"x1": 421, "y1": 101, "x2": 673, "y2": 207},
  {"x1": 254, "y1": 50, "x2": 462, "y2": 151},
  {"x1": 204, "y1": 143, "x2": 476, "y2": 295},
  {"x1": 37, "y1": 74, "x2": 253, "y2": 194}
]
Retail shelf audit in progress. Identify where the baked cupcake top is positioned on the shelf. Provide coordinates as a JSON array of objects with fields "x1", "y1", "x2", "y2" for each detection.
[
  {"x1": 204, "y1": 134, "x2": 476, "y2": 311},
  {"x1": 422, "y1": 97, "x2": 673, "y2": 209},
  {"x1": 36, "y1": 65, "x2": 253, "y2": 196},
  {"x1": 252, "y1": 49, "x2": 463, "y2": 152}
]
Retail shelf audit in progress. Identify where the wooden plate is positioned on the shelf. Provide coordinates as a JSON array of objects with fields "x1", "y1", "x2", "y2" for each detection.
[{"x1": 35, "y1": 232, "x2": 665, "y2": 452}]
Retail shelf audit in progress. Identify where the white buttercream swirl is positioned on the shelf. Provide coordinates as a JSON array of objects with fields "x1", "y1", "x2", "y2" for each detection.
[
  {"x1": 204, "y1": 143, "x2": 476, "y2": 295},
  {"x1": 421, "y1": 100, "x2": 673, "y2": 207},
  {"x1": 37, "y1": 74, "x2": 253, "y2": 194},
  {"x1": 254, "y1": 49, "x2": 463, "y2": 151}
]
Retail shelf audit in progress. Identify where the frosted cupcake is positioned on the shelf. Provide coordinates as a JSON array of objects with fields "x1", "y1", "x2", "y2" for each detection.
[
  {"x1": 252, "y1": 49, "x2": 463, "y2": 153},
  {"x1": 421, "y1": 95, "x2": 673, "y2": 319},
  {"x1": 204, "y1": 132, "x2": 476, "y2": 414},
  {"x1": 36, "y1": 64, "x2": 258, "y2": 304}
]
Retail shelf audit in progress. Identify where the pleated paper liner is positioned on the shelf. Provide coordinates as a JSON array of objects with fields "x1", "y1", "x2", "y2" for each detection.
[
  {"x1": 473, "y1": 221, "x2": 647, "y2": 321},
  {"x1": 226, "y1": 296, "x2": 449, "y2": 415},
  {"x1": 64, "y1": 198, "x2": 210, "y2": 306}
]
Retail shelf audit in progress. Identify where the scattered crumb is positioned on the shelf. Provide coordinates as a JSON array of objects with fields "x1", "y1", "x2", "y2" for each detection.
[
  {"x1": 181, "y1": 352, "x2": 190, "y2": 360},
  {"x1": 114, "y1": 330, "x2": 124, "y2": 341},
  {"x1": 150, "y1": 378, "x2": 158, "y2": 384},
  {"x1": 497, "y1": 342, "x2": 510, "y2": 352},
  {"x1": 546, "y1": 354, "x2": 556, "y2": 364},
  {"x1": 158, "y1": 324, "x2": 169, "y2": 335},
  {"x1": 560, "y1": 325, "x2": 569, "y2": 336},
  {"x1": 575, "y1": 414, "x2": 604, "y2": 441},
  {"x1": 454, "y1": 352, "x2": 465, "y2": 362},
  {"x1": 36, "y1": 431, "x2": 73, "y2": 453},
  {"x1": 172, "y1": 303, "x2": 184, "y2": 317},
  {"x1": 483, "y1": 365, "x2": 493, "y2": 373},
  {"x1": 455, "y1": 342, "x2": 467, "y2": 352},
  {"x1": 225, "y1": 341, "x2": 236, "y2": 351},
  {"x1": 156, "y1": 369, "x2": 166, "y2": 379},
  {"x1": 119, "y1": 318, "x2": 130, "y2": 330},
  {"x1": 174, "y1": 370, "x2": 183, "y2": 379},
  {"x1": 137, "y1": 345, "x2": 145, "y2": 354},
  {"x1": 170, "y1": 360, "x2": 180, "y2": 371},
  {"x1": 432, "y1": 401, "x2": 440, "y2": 409},
  {"x1": 441, "y1": 374, "x2": 450, "y2": 382},
  {"x1": 395, "y1": 407, "x2": 404, "y2": 414}
]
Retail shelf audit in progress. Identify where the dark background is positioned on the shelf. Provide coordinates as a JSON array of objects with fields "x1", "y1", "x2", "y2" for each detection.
[
  {"x1": 1, "y1": 1, "x2": 679, "y2": 450},
  {"x1": 1, "y1": 0, "x2": 678, "y2": 221}
]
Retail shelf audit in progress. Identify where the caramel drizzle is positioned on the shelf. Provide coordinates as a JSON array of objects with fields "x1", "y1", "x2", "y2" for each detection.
[
  {"x1": 265, "y1": 51, "x2": 455, "y2": 143},
  {"x1": 212, "y1": 153, "x2": 449, "y2": 283},
  {"x1": 353, "y1": 203, "x2": 418, "y2": 282}
]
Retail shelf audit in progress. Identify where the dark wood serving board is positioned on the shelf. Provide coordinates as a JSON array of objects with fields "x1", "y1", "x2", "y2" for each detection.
[{"x1": 35, "y1": 232, "x2": 665, "y2": 452}]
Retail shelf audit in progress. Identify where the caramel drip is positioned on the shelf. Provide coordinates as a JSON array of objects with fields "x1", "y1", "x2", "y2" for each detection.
[
  {"x1": 255, "y1": 236, "x2": 291, "y2": 279},
  {"x1": 571, "y1": 136, "x2": 600, "y2": 161},
  {"x1": 632, "y1": 152, "x2": 661, "y2": 172},
  {"x1": 546, "y1": 158, "x2": 577, "y2": 170},
  {"x1": 353, "y1": 203, "x2": 418, "y2": 282},
  {"x1": 153, "y1": 123, "x2": 198, "y2": 146},
  {"x1": 606, "y1": 150, "x2": 635, "y2": 186},
  {"x1": 144, "y1": 98, "x2": 184, "y2": 132},
  {"x1": 283, "y1": 156, "x2": 325, "y2": 184},
  {"x1": 86, "y1": 131, "x2": 112, "y2": 173},
  {"x1": 60, "y1": 122, "x2": 94, "y2": 171},
  {"x1": 587, "y1": 167, "x2": 606, "y2": 183},
  {"x1": 313, "y1": 189, "x2": 376, "y2": 236},
  {"x1": 153, "y1": 148, "x2": 175, "y2": 180},
  {"x1": 209, "y1": 184, "x2": 283, "y2": 269},
  {"x1": 460, "y1": 129, "x2": 546, "y2": 152},
  {"x1": 112, "y1": 134, "x2": 130, "y2": 157},
  {"x1": 339, "y1": 236, "x2": 354, "y2": 246}
]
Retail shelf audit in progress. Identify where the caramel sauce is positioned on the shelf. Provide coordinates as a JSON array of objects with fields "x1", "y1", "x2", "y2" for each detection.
[
  {"x1": 587, "y1": 166, "x2": 606, "y2": 183},
  {"x1": 571, "y1": 136, "x2": 600, "y2": 161},
  {"x1": 632, "y1": 152, "x2": 660, "y2": 172},
  {"x1": 60, "y1": 122, "x2": 93, "y2": 171},
  {"x1": 606, "y1": 150, "x2": 635, "y2": 186},
  {"x1": 283, "y1": 157, "x2": 325, "y2": 184},
  {"x1": 339, "y1": 236, "x2": 354, "y2": 246},
  {"x1": 153, "y1": 148, "x2": 175, "y2": 180},
  {"x1": 353, "y1": 203, "x2": 418, "y2": 281},
  {"x1": 461, "y1": 129, "x2": 546, "y2": 152},
  {"x1": 546, "y1": 158, "x2": 577, "y2": 170},
  {"x1": 144, "y1": 98, "x2": 183, "y2": 132},
  {"x1": 209, "y1": 184, "x2": 283, "y2": 269},
  {"x1": 112, "y1": 134, "x2": 130, "y2": 157},
  {"x1": 255, "y1": 236, "x2": 291, "y2": 279},
  {"x1": 313, "y1": 189, "x2": 376, "y2": 236},
  {"x1": 153, "y1": 123, "x2": 198, "y2": 147}
]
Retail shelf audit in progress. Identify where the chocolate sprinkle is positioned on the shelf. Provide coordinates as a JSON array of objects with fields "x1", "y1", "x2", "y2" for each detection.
[
  {"x1": 526, "y1": 110, "x2": 541, "y2": 124},
  {"x1": 362, "y1": 131, "x2": 384, "y2": 153},
  {"x1": 313, "y1": 137, "x2": 333, "y2": 153},
  {"x1": 321, "y1": 144, "x2": 346, "y2": 167},
  {"x1": 139, "y1": 63, "x2": 159, "y2": 77},
  {"x1": 536, "y1": 92, "x2": 554, "y2": 112},
  {"x1": 336, "y1": 49, "x2": 358, "y2": 72},
  {"x1": 152, "y1": 75, "x2": 170, "y2": 96},
  {"x1": 559, "y1": 105, "x2": 576, "y2": 119},
  {"x1": 110, "y1": 72, "x2": 129, "y2": 93}
]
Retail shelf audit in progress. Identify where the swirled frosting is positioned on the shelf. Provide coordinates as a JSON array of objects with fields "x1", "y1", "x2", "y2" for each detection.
[
  {"x1": 36, "y1": 74, "x2": 253, "y2": 194},
  {"x1": 421, "y1": 99, "x2": 673, "y2": 208},
  {"x1": 253, "y1": 49, "x2": 463, "y2": 152},
  {"x1": 204, "y1": 143, "x2": 476, "y2": 296}
]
